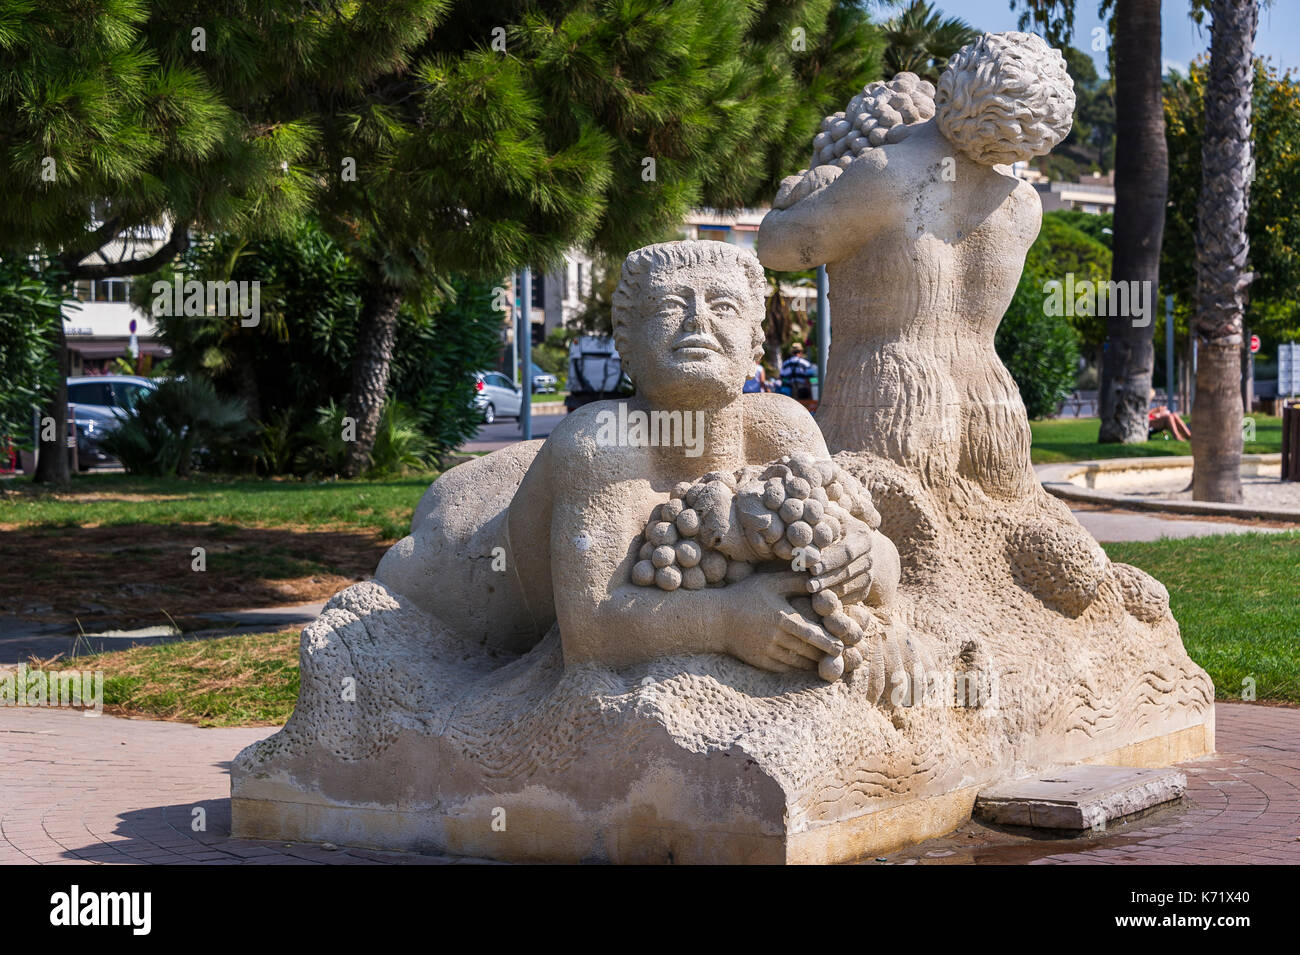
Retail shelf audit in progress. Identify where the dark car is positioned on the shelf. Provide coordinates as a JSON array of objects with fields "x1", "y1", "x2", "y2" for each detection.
[{"x1": 66, "y1": 375, "x2": 157, "y2": 469}]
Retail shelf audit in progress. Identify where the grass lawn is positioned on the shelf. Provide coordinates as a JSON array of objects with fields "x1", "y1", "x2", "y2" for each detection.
[
  {"x1": 1104, "y1": 532, "x2": 1300, "y2": 704},
  {"x1": 0, "y1": 471, "x2": 438, "y2": 540},
  {"x1": 0, "y1": 471, "x2": 439, "y2": 631},
  {"x1": 26, "y1": 530, "x2": 1295, "y2": 727},
  {"x1": 32, "y1": 629, "x2": 301, "y2": 727},
  {"x1": 1030, "y1": 415, "x2": 1282, "y2": 464}
]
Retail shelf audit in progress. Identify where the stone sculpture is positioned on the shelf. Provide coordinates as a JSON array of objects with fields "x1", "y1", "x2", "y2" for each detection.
[{"x1": 232, "y1": 32, "x2": 1213, "y2": 864}]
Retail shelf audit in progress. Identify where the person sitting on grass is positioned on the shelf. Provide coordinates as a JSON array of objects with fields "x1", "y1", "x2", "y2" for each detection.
[{"x1": 1148, "y1": 388, "x2": 1190, "y2": 441}]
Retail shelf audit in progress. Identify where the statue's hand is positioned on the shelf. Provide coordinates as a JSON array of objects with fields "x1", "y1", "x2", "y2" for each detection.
[
  {"x1": 725, "y1": 572, "x2": 843, "y2": 673},
  {"x1": 807, "y1": 520, "x2": 874, "y2": 604}
]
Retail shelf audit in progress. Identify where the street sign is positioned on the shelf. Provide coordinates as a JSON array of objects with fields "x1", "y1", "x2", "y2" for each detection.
[{"x1": 1250, "y1": 334, "x2": 1261, "y2": 354}]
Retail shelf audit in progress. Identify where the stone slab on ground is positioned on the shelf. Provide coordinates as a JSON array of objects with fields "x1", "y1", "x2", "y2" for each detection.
[{"x1": 975, "y1": 765, "x2": 1186, "y2": 830}]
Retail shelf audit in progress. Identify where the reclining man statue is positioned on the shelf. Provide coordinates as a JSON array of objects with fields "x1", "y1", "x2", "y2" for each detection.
[
  {"x1": 496, "y1": 240, "x2": 908, "y2": 676},
  {"x1": 367, "y1": 239, "x2": 910, "y2": 679},
  {"x1": 233, "y1": 241, "x2": 927, "y2": 862}
]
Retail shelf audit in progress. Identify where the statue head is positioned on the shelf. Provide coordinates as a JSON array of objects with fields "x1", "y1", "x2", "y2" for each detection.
[
  {"x1": 612, "y1": 240, "x2": 767, "y2": 406},
  {"x1": 935, "y1": 31, "x2": 1075, "y2": 166}
]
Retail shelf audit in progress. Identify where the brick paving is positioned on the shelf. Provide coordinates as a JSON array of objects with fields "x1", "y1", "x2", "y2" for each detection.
[{"x1": 1, "y1": 701, "x2": 1297, "y2": 865}]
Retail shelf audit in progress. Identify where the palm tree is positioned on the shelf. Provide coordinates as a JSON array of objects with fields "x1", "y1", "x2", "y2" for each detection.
[
  {"x1": 1191, "y1": 0, "x2": 1258, "y2": 502},
  {"x1": 1096, "y1": 0, "x2": 1169, "y2": 444},
  {"x1": 1010, "y1": 1, "x2": 1169, "y2": 445},
  {"x1": 880, "y1": 1, "x2": 979, "y2": 84}
]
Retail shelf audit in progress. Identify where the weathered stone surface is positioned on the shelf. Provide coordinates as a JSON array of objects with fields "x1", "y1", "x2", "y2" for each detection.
[
  {"x1": 975, "y1": 765, "x2": 1188, "y2": 830},
  {"x1": 231, "y1": 32, "x2": 1214, "y2": 864}
]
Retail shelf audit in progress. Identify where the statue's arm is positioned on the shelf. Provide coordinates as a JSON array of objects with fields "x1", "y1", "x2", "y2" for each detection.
[
  {"x1": 757, "y1": 154, "x2": 897, "y2": 270},
  {"x1": 547, "y1": 466, "x2": 732, "y2": 666}
]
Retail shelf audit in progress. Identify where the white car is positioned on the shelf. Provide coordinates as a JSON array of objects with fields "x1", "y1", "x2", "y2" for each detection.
[{"x1": 472, "y1": 371, "x2": 523, "y2": 425}]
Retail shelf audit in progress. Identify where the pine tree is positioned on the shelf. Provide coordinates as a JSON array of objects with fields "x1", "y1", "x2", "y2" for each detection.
[
  {"x1": 3, "y1": 1, "x2": 881, "y2": 479},
  {"x1": 0, "y1": 0, "x2": 336, "y2": 482},
  {"x1": 289, "y1": 0, "x2": 882, "y2": 475}
]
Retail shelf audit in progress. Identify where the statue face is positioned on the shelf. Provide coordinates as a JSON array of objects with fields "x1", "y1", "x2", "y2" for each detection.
[{"x1": 627, "y1": 263, "x2": 758, "y2": 404}]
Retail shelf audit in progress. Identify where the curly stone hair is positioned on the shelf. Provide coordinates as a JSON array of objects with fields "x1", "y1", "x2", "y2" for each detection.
[
  {"x1": 611, "y1": 241, "x2": 767, "y2": 383},
  {"x1": 935, "y1": 31, "x2": 1075, "y2": 166}
]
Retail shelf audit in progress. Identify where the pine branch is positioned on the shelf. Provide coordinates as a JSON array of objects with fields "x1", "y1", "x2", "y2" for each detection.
[{"x1": 62, "y1": 220, "x2": 193, "y2": 280}]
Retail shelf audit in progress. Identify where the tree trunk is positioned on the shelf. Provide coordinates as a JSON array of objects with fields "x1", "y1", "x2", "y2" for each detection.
[
  {"x1": 33, "y1": 326, "x2": 71, "y2": 485},
  {"x1": 234, "y1": 358, "x2": 262, "y2": 424},
  {"x1": 1098, "y1": 0, "x2": 1167, "y2": 444},
  {"x1": 1191, "y1": 0, "x2": 1256, "y2": 503},
  {"x1": 343, "y1": 281, "x2": 404, "y2": 478}
]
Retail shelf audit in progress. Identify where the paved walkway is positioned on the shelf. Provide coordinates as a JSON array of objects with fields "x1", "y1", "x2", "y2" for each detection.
[
  {"x1": 1070, "y1": 507, "x2": 1292, "y2": 542},
  {"x1": 1, "y1": 702, "x2": 1296, "y2": 865}
]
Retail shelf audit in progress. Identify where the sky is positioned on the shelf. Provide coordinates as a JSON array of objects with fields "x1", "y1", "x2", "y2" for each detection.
[{"x1": 937, "y1": 0, "x2": 1300, "y2": 77}]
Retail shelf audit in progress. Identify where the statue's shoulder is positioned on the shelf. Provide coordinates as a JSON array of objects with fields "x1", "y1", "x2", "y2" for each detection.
[
  {"x1": 544, "y1": 399, "x2": 628, "y2": 456},
  {"x1": 743, "y1": 392, "x2": 826, "y2": 448}
]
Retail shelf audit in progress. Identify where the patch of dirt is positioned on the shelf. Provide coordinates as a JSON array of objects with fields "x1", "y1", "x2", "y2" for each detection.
[{"x1": 1, "y1": 523, "x2": 389, "y2": 631}]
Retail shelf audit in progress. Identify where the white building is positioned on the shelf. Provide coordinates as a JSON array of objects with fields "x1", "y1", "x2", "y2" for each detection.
[
  {"x1": 63, "y1": 230, "x2": 171, "y2": 375},
  {"x1": 1034, "y1": 172, "x2": 1116, "y2": 215}
]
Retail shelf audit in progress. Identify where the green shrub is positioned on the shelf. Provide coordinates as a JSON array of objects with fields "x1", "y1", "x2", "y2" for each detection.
[
  {"x1": 101, "y1": 378, "x2": 256, "y2": 476},
  {"x1": 995, "y1": 272, "x2": 1081, "y2": 421},
  {"x1": 294, "y1": 398, "x2": 433, "y2": 478},
  {"x1": 146, "y1": 226, "x2": 499, "y2": 471},
  {"x1": 0, "y1": 256, "x2": 63, "y2": 448}
]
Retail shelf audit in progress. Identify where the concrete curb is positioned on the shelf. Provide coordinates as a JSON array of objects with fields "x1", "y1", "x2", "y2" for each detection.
[{"x1": 1038, "y1": 454, "x2": 1300, "y2": 522}]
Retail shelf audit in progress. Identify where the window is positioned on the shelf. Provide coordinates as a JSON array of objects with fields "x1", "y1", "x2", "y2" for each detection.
[
  {"x1": 577, "y1": 262, "x2": 584, "y2": 297},
  {"x1": 487, "y1": 373, "x2": 514, "y2": 390},
  {"x1": 67, "y1": 382, "x2": 114, "y2": 406},
  {"x1": 89, "y1": 278, "x2": 132, "y2": 303},
  {"x1": 73, "y1": 281, "x2": 93, "y2": 302},
  {"x1": 698, "y1": 224, "x2": 731, "y2": 242},
  {"x1": 114, "y1": 383, "x2": 151, "y2": 410}
]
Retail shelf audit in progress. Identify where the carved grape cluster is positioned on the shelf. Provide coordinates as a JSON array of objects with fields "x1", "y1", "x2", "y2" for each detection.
[
  {"x1": 630, "y1": 454, "x2": 886, "y2": 683},
  {"x1": 811, "y1": 72, "x2": 937, "y2": 169},
  {"x1": 630, "y1": 489, "x2": 742, "y2": 592}
]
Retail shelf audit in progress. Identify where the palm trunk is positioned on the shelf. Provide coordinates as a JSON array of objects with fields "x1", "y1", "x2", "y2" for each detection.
[
  {"x1": 343, "y1": 281, "x2": 404, "y2": 478},
  {"x1": 1098, "y1": 0, "x2": 1167, "y2": 444},
  {"x1": 1191, "y1": 0, "x2": 1257, "y2": 503},
  {"x1": 33, "y1": 327, "x2": 71, "y2": 485}
]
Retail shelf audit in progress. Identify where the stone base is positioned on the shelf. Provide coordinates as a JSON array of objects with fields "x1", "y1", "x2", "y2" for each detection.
[
  {"x1": 231, "y1": 446, "x2": 1217, "y2": 865},
  {"x1": 230, "y1": 577, "x2": 1214, "y2": 864},
  {"x1": 974, "y1": 765, "x2": 1189, "y2": 831},
  {"x1": 233, "y1": 722, "x2": 1210, "y2": 864}
]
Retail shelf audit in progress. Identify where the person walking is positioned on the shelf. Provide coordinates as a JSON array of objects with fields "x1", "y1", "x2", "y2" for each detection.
[{"x1": 779, "y1": 343, "x2": 815, "y2": 400}]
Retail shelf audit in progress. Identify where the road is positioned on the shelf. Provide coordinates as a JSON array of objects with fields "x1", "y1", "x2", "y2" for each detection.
[{"x1": 460, "y1": 408, "x2": 561, "y2": 453}]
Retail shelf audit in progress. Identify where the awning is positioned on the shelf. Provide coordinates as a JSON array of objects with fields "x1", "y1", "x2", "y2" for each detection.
[{"x1": 66, "y1": 338, "x2": 171, "y2": 359}]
